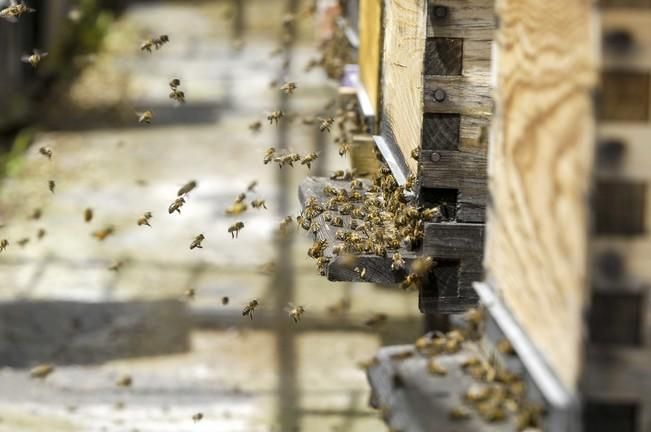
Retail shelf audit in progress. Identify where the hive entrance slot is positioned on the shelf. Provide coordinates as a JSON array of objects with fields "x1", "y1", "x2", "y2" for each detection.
[
  {"x1": 588, "y1": 291, "x2": 645, "y2": 346},
  {"x1": 419, "y1": 187, "x2": 457, "y2": 220},
  {"x1": 583, "y1": 401, "x2": 639, "y2": 432}
]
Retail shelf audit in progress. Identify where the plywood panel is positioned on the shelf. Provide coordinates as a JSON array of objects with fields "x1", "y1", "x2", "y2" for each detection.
[
  {"x1": 485, "y1": 0, "x2": 598, "y2": 390},
  {"x1": 380, "y1": 0, "x2": 427, "y2": 174},
  {"x1": 359, "y1": 0, "x2": 383, "y2": 115}
]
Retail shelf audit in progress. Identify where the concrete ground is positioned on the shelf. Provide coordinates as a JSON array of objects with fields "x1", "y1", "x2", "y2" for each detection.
[{"x1": 0, "y1": 1, "x2": 422, "y2": 431}]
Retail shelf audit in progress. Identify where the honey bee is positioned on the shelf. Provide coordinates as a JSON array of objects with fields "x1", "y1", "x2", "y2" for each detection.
[
  {"x1": 141, "y1": 39, "x2": 155, "y2": 53},
  {"x1": 411, "y1": 256, "x2": 435, "y2": 276},
  {"x1": 192, "y1": 412, "x2": 204, "y2": 422},
  {"x1": 251, "y1": 199, "x2": 267, "y2": 209},
  {"x1": 421, "y1": 206, "x2": 443, "y2": 221},
  {"x1": 410, "y1": 147, "x2": 420, "y2": 161},
  {"x1": 221, "y1": 296, "x2": 229, "y2": 305},
  {"x1": 39, "y1": 146, "x2": 52, "y2": 159},
  {"x1": 84, "y1": 208, "x2": 93, "y2": 223},
  {"x1": 405, "y1": 174, "x2": 416, "y2": 191},
  {"x1": 330, "y1": 216, "x2": 344, "y2": 227},
  {"x1": 177, "y1": 180, "x2": 197, "y2": 196},
  {"x1": 0, "y1": 239, "x2": 8, "y2": 252},
  {"x1": 280, "y1": 81, "x2": 297, "y2": 94},
  {"x1": 391, "y1": 252, "x2": 405, "y2": 271},
  {"x1": 389, "y1": 350, "x2": 413, "y2": 361},
  {"x1": 228, "y1": 221, "x2": 244, "y2": 238},
  {"x1": 496, "y1": 339, "x2": 515, "y2": 356},
  {"x1": 30, "y1": 208, "x2": 42, "y2": 220},
  {"x1": 267, "y1": 110, "x2": 284, "y2": 126},
  {"x1": 92, "y1": 226, "x2": 115, "y2": 241},
  {"x1": 318, "y1": 117, "x2": 334, "y2": 132},
  {"x1": 0, "y1": 1, "x2": 35, "y2": 22},
  {"x1": 169, "y1": 78, "x2": 180, "y2": 88},
  {"x1": 309, "y1": 221, "x2": 320, "y2": 235},
  {"x1": 169, "y1": 88, "x2": 185, "y2": 104},
  {"x1": 21, "y1": 50, "x2": 48, "y2": 68},
  {"x1": 449, "y1": 406, "x2": 472, "y2": 421},
  {"x1": 330, "y1": 170, "x2": 352, "y2": 180},
  {"x1": 249, "y1": 121, "x2": 262, "y2": 133},
  {"x1": 477, "y1": 402, "x2": 506, "y2": 422},
  {"x1": 427, "y1": 359, "x2": 447, "y2": 376},
  {"x1": 143, "y1": 34, "x2": 169, "y2": 52},
  {"x1": 300, "y1": 152, "x2": 318, "y2": 169},
  {"x1": 326, "y1": 298, "x2": 350, "y2": 315},
  {"x1": 354, "y1": 266, "x2": 367, "y2": 279},
  {"x1": 48, "y1": 180, "x2": 56, "y2": 193},
  {"x1": 400, "y1": 273, "x2": 420, "y2": 291},
  {"x1": 168, "y1": 197, "x2": 186, "y2": 214},
  {"x1": 464, "y1": 384, "x2": 492, "y2": 403},
  {"x1": 338, "y1": 141, "x2": 351, "y2": 157},
  {"x1": 364, "y1": 313, "x2": 388, "y2": 328},
  {"x1": 350, "y1": 179, "x2": 364, "y2": 190},
  {"x1": 108, "y1": 261, "x2": 124, "y2": 272},
  {"x1": 190, "y1": 233, "x2": 205, "y2": 249},
  {"x1": 225, "y1": 201, "x2": 247, "y2": 216},
  {"x1": 247, "y1": 180, "x2": 258, "y2": 192},
  {"x1": 287, "y1": 304, "x2": 305, "y2": 323},
  {"x1": 307, "y1": 239, "x2": 327, "y2": 258},
  {"x1": 116, "y1": 375, "x2": 132, "y2": 388},
  {"x1": 137, "y1": 212, "x2": 152, "y2": 227},
  {"x1": 184, "y1": 288, "x2": 195, "y2": 299},
  {"x1": 242, "y1": 299, "x2": 259, "y2": 319},
  {"x1": 29, "y1": 364, "x2": 54, "y2": 379},
  {"x1": 263, "y1": 147, "x2": 276, "y2": 164},
  {"x1": 137, "y1": 110, "x2": 153, "y2": 124}
]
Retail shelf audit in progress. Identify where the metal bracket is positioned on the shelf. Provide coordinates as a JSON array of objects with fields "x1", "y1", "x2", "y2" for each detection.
[{"x1": 373, "y1": 135, "x2": 411, "y2": 187}]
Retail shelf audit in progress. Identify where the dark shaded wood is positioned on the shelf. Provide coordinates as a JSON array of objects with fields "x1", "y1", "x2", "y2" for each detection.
[
  {"x1": 419, "y1": 187, "x2": 458, "y2": 220},
  {"x1": 600, "y1": 0, "x2": 651, "y2": 8},
  {"x1": 593, "y1": 180, "x2": 647, "y2": 236},
  {"x1": 588, "y1": 291, "x2": 645, "y2": 346},
  {"x1": 422, "y1": 223, "x2": 484, "y2": 258},
  {"x1": 599, "y1": 71, "x2": 650, "y2": 121},
  {"x1": 424, "y1": 75, "x2": 493, "y2": 116},
  {"x1": 583, "y1": 346, "x2": 651, "y2": 400},
  {"x1": 583, "y1": 402, "x2": 639, "y2": 432},
  {"x1": 424, "y1": 37, "x2": 463, "y2": 75},
  {"x1": 421, "y1": 113, "x2": 460, "y2": 150}
]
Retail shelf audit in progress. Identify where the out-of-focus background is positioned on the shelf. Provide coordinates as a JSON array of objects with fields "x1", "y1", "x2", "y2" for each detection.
[{"x1": 0, "y1": 1, "x2": 423, "y2": 431}]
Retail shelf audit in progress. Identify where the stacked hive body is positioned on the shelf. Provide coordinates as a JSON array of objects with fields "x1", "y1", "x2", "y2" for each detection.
[
  {"x1": 300, "y1": 0, "x2": 494, "y2": 313},
  {"x1": 584, "y1": 3, "x2": 651, "y2": 431}
]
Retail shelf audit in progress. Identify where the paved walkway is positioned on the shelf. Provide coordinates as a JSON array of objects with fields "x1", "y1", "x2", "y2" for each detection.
[{"x1": 0, "y1": 2, "x2": 421, "y2": 431}]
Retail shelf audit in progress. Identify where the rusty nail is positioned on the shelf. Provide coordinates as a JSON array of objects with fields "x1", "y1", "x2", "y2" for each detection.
[
  {"x1": 433, "y1": 88, "x2": 446, "y2": 102},
  {"x1": 433, "y1": 5, "x2": 448, "y2": 19},
  {"x1": 430, "y1": 152, "x2": 441, "y2": 162}
]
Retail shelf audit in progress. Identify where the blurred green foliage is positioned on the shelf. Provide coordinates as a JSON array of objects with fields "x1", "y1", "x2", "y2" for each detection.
[{"x1": 0, "y1": 128, "x2": 36, "y2": 178}]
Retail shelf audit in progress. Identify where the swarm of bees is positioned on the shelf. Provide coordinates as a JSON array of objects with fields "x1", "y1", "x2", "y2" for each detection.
[{"x1": 141, "y1": 34, "x2": 170, "y2": 53}]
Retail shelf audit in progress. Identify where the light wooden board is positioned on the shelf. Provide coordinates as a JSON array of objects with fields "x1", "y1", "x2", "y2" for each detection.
[
  {"x1": 602, "y1": 10, "x2": 651, "y2": 72},
  {"x1": 484, "y1": 0, "x2": 598, "y2": 391},
  {"x1": 426, "y1": 0, "x2": 495, "y2": 40},
  {"x1": 359, "y1": 0, "x2": 383, "y2": 115},
  {"x1": 380, "y1": 0, "x2": 427, "y2": 174}
]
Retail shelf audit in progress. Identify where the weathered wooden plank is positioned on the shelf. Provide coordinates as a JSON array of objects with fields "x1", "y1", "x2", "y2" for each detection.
[
  {"x1": 422, "y1": 223, "x2": 484, "y2": 258},
  {"x1": 359, "y1": 0, "x2": 383, "y2": 114},
  {"x1": 380, "y1": 0, "x2": 427, "y2": 174},
  {"x1": 593, "y1": 180, "x2": 647, "y2": 236},
  {"x1": 599, "y1": 70, "x2": 650, "y2": 122},
  {"x1": 598, "y1": 125, "x2": 651, "y2": 180},
  {"x1": 350, "y1": 134, "x2": 381, "y2": 175},
  {"x1": 426, "y1": 0, "x2": 496, "y2": 40},
  {"x1": 583, "y1": 346, "x2": 651, "y2": 403},
  {"x1": 423, "y1": 75, "x2": 493, "y2": 117},
  {"x1": 588, "y1": 290, "x2": 646, "y2": 345},
  {"x1": 424, "y1": 37, "x2": 463, "y2": 75},
  {"x1": 421, "y1": 113, "x2": 460, "y2": 150},
  {"x1": 603, "y1": 11, "x2": 651, "y2": 71},
  {"x1": 485, "y1": 0, "x2": 597, "y2": 390}
]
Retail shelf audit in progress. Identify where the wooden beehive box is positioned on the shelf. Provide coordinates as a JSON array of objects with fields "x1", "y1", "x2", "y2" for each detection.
[{"x1": 300, "y1": 0, "x2": 495, "y2": 313}]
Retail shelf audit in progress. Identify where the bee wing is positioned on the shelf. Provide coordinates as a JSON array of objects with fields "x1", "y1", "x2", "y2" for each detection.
[
  {"x1": 20, "y1": 54, "x2": 30, "y2": 62},
  {"x1": 1, "y1": 14, "x2": 18, "y2": 22}
]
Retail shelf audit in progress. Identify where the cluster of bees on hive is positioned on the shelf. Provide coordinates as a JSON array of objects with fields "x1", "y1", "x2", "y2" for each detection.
[{"x1": 360, "y1": 308, "x2": 545, "y2": 431}]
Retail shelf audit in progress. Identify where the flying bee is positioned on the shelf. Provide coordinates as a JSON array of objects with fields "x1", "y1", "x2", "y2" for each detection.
[
  {"x1": 36, "y1": 229, "x2": 46, "y2": 240},
  {"x1": 48, "y1": 180, "x2": 56, "y2": 193},
  {"x1": 338, "y1": 142, "x2": 351, "y2": 157},
  {"x1": 116, "y1": 375, "x2": 132, "y2": 388},
  {"x1": 496, "y1": 339, "x2": 515, "y2": 356},
  {"x1": 400, "y1": 273, "x2": 420, "y2": 291},
  {"x1": 137, "y1": 213, "x2": 152, "y2": 227},
  {"x1": 184, "y1": 288, "x2": 195, "y2": 299},
  {"x1": 190, "y1": 233, "x2": 205, "y2": 250},
  {"x1": 287, "y1": 304, "x2": 305, "y2": 323},
  {"x1": 39, "y1": 146, "x2": 52, "y2": 159},
  {"x1": 263, "y1": 147, "x2": 276, "y2": 164},
  {"x1": 280, "y1": 81, "x2": 297, "y2": 94},
  {"x1": 30, "y1": 208, "x2": 42, "y2": 220},
  {"x1": 21, "y1": 49, "x2": 47, "y2": 67},
  {"x1": 84, "y1": 208, "x2": 93, "y2": 223},
  {"x1": 177, "y1": 180, "x2": 197, "y2": 196},
  {"x1": 169, "y1": 78, "x2": 180, "y2": 89},
  {"x1": 307, "y1": 239, "x2": 327, "y2": 258},
  {"x1": 249, "y1": 121, "x2": 262, "y2": 133},
  {"x1": 225, "y1": 201, "x2": 247, "y2": 216},
  {"x1": 235, "y1": 192, "x2": 246, "y2": 203},
  {"x1": 0, "y1": 1, "x2": 35, "y2": 22},
  {"x1": 106, "y1": 260, "x2": 124, "y2": 271},
  {"x1": 168, "y1": 197, "x2": 186, "y2": 214},
  {"x1": 304, "y1": 57, "x2": 321, "y2": 72},
  {"x1": 17, "y1": 237, "x2": 29, "y2": 247},
  {"x1": 169, "y1": 88, "x2": 185, "y2": 104},
  {"x1": 267, "y1": 110, "x2": 284, "y2": 125},
  {"x1": 247, "y1": 180, "x2": 258, "y2": 192},
  {"x1": 318, "y1": 117, "x2": 334, "y2": 133},
  {"x1": 228, "y1": 221, "x2": 244, "y2": 238},
  {"x1": 221, "y1": 296, "x2": 229, "y2": 305},
  {"x1": 411, "y1": 256, "x2": 435, "y2": 276},
  {"x1": 92, "y1": 226, "x2": 115, "y2": 241},
  {"x1": 137, "y1": 110, "x2": 153, "y2": 124},
  {"x1": 391, "y1": 252, "x2": 405, "y2": 271},
  {"x1": 152, "y1": 34, "x2": 169, "y2": 49},
  {"x1": 427, "y1": 359, "x2": 448, "y2": 376},
  {"x1": 192, "y1": 413, "x2": 204, "y2": 422},
  {"x1": 140, "y1": 38, "x2": 154, "y2": 53},
  {"x1": 251, "y1": 199, "x2": 267, "y2": 209},
  {"x1": 242, "y1": 299, "x2": 259, "y2": 320},
  {"x1": 29, "y1": 364, "x2": 54, "y2": 379},
  {"x1": 364, "y1": 313, "x2": 388, "y2": 328},
  {"x1": 0, "y1": 239, "x2": 8, "y2": 252},
  {"x1": 300, "y1": 152, "x2": 318, "y2": 169}
]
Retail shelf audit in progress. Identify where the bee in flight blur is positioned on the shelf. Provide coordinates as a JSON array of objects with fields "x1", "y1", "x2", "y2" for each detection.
[
  {"x1": 92, "y1": 226, "x2": 115, "y2": 241},
  {"x1": 249, "y1": 121, "x2": 262, "y2": 133},
  {"x1": 301, "y1": 152, "x2": 318, "y2": 169},
  {"x1": 39, "y1": 146, "x2": 52, "y2": 159},
  {"x1": 228, "y1": 221, "x2": 244, "y2": 238},
  {"x1": 29, "y1": 364, "x2": 54, "y2": 379},
  {"x1": 168, "y1": 197, "x2": 185, "y2": 214},
  {"x1": 0, "y1": 239, "x2": 8, "y2": 252},
  {"x1": 177, "y1": 180, "x2": 197, "y2": 197},
  {"x1": 108, "y1": 261, "x2": 124, "y2": 272},
  {"x1": 319, "y1": 117, "x2": 334, "y2": 133},
  {"x1": 267, "y1": 110, "x2": 284, "y2": 126},
  {"x1": 287, "y1": 304, "x2": 305, "y2": 323},
  {"x1": 141, "y1": 35, "x2": 169, "y2": 53},
  {"x1": 168, "y1": 78, "x2": 185, "y2": 104},
  {"x1": 0, "y1": 1, "x2": 35, "y2": 22},
  {"x1": 242, "y1": 299, "x2": 259, "y2": 320},
  {"x1": 251, "y1": 199, "x2": 267, "y2": 209},
  {"x1": 137, "y1": 110, "x2": 153, "y2": 124},
  {"x1": 190, "y1": 233, "x2": 205, "y2": 250},
  {"x1": 280, "y1": 81, "x2": 297, "y2": 95},
  {"x1": 21, "y1": 49, "x2": 47, "y2": 68},
  {"x1": 48, "y1": 180, "x2": 56, "y2": 193},
  {"x1": 137, "y1": 211, "x2": 153, "y2": 227},
  {"x1": 84, "y1": 208, "x2": 93, "y2": 222},
  {"x1": 263, "y1": 147, "x2": 276, "y2": 164}
]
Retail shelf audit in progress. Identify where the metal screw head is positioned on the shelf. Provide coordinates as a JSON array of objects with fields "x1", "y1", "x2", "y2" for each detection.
[
  {"x1": 433, "y1": 88, "x2": 446, "y2": 102},
  {"x1": 433, "y1": 5, "x2": 448, "y2": 19},
  {"x1": 430, "y1": 152, "x2": 441, "y2": 162}
]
